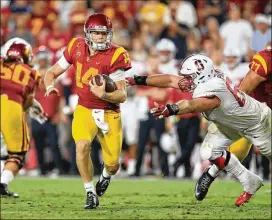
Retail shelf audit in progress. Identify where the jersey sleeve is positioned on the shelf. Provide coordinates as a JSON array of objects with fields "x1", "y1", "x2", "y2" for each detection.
[
  {"x1": 193, "y1": 78, "x2": 223, "y2": 100},
  {"x1": 249, "y1": 50, "x2": 271, "y2": 78},
  {"x1": 109, "y1": 47, "x2": 132, "y2": 73},
  {"x1": 63, "y1": 38, "x2": 79, "y2": 64}
]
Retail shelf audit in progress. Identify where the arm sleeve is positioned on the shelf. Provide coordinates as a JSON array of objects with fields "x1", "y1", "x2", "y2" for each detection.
[
  {"x1": 193, "y1": 79, "x2": 223, "y2": 100},
  {"x1": 57, "y1": 55, "x2": 71, "y2": 69}
]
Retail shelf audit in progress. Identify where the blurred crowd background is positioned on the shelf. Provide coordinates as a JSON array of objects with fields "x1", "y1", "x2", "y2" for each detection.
[{"x1": 1, "y1": 0, "x2": 271, "y2": 180}]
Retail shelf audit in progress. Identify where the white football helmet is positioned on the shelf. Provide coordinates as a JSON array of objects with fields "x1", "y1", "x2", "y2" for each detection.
[
  {"x1": 156, "y1": 38, "x2": 176, "y2": 63},
  {"x1": 179, "y1": 54, "x2": 215, "y2": 92},
  {"x1": 223, "y1": 47, "x2": 242, "y2": 69}
]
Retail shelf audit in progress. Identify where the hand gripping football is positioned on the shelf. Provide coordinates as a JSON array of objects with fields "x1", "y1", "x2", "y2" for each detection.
[{"x1": 93, "y1": 74, "x2": 117, "y2": 93}]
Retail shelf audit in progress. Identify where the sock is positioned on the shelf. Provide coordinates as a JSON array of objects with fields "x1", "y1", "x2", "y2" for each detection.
[
  {"x1": 208, "y1": 164, "x2": 221, "y2": 178},
  {"x1": 224, "y1": 152, "x2": 259, "y2": 192},
  {"x1": 84, "y1": 181, "x2": 95, "y2": 193},
  {"x1": 1, "y1": 170, "x2": 14, "y2": 185},
  {"x1": 102, "y1": 168, "x2": 111, "y2": 179}
]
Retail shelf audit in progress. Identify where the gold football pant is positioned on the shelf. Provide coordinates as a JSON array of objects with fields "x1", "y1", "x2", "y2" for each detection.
[
  {"x1": 72, "y1": 105, "x2": 122, "y2": 166},
  {"x1": 229, "y1": 137, "x2": 252, "y2": 162},
  {"x1": 1, "y1": 95, "x2": 29, "y2": 154}
]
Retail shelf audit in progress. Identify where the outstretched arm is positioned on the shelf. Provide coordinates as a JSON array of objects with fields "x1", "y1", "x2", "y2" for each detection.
[
  {"x1": 151, "y1": 97, "x2": 221, "y2": 119},
  {"x1": 239, "y1": 70, "x2": 266, "y2": 94},
  {"x1": 127, "y1": 74, "x2": 182, "y2": 89}
]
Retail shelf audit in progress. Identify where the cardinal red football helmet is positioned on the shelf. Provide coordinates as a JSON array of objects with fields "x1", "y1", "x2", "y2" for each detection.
[
  {"x1": 84, "y1": 13, "x2": 113, "y2": 50},
  {"x1": 6, "y1": 39, "x2": 33, "y2": 64}
]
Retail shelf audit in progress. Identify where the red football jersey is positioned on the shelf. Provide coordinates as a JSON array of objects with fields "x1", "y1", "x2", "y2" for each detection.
[
  {"x1": 249, "y1": 48, "x2": 272, "y2": 107},
  {"x1": 1, "y1": 62, "x2": 40, "y2": 105},
  {"x1": 63, "y1": 37, "x2": 131, "y2": 111}
]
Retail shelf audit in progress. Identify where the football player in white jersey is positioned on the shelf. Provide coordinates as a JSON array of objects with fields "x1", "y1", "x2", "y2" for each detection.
[
  {"x1": 126, "y1": 54, "x2": 271, "y2": 206},
  {"x1": 222, "y1": 48, "x2": 249, "y2": 85}
]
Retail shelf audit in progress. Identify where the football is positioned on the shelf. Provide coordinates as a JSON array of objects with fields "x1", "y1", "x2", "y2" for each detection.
[{"x1": 92, "y1": 74, "x2": 117, "y2": 93}]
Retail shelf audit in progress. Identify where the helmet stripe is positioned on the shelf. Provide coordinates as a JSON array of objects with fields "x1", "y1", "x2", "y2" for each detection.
[{"x1": 110, "y1": 47, "x2": 126, "y2": 66}]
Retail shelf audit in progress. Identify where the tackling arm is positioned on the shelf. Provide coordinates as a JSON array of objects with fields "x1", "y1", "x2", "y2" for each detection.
[
  {"x1": 151, "y1": 97, "x2": 221, "y2": 119},
  {"x1": 130, "y1": 74, "x2": 182, "y2": 89},
  {"x1": 176, "y1": 97, "x2": 221, "y2": 115}
]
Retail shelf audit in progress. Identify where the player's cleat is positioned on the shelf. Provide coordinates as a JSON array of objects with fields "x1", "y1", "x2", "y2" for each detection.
[
  {"x1": 235, "y1": 177, "x2": 263, "y2": 207},
  {"x1": 0, "y1": 183, "x2": 19, "y2": 198},
  {"x1": 84, "y1": 191, "x2": 99, "y2": 209},
  {"x1": 195, "y1": 165, "x2": 215, "y2": 201},
  {"x1": 96, "y1": 175, "x2": 111, "y2": 197},
  {"x1": 235, "y1": 192, "x2": 253, "y2": 207}
]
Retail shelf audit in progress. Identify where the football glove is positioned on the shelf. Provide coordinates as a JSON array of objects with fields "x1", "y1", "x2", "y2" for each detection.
[
  {"x1": 150, "y1": 102, "x2": 179, "y2": 119},
  {"x1": 29, "y1": 99, "x2": 48, "y2": 124},
  {"x1": 125, "y1": 75, "x2": 148, "y2": 87}
]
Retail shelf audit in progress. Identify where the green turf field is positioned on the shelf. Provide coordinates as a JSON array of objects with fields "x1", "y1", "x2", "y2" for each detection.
[{"x1": 1, "y1": 177, "x2": 271, "y2": 219}]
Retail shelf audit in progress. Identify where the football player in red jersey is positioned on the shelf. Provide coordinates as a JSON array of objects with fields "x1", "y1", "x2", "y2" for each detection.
[
  {"x1": 0, "y1": 39, "x2": 43, "y2": 198},
  {"x1": 44, "y1": 13, "x2": 131, "y2": 209},
  {"x1": 195, "y1": 46, "x2": 271, "y2": 206}
]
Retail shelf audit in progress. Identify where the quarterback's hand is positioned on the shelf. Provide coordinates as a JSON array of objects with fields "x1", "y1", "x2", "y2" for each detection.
[
  {"x1": 89, "y1": 76, "x2": 106, "y2": 98},
  {"x1": 45, "y1": 85, "x2": 59, "y2": 97},
  {"x1": 150, "y1": 102, "x2": 179, "y2": 119}
]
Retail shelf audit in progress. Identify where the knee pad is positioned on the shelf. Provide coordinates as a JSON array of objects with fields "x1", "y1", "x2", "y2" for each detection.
[
  {"x1": 6, "y1": 155, "x2": 25, "y2": 170},
  {"x1": 200, "y1": 141, "x2": 214, "y2": 161}
]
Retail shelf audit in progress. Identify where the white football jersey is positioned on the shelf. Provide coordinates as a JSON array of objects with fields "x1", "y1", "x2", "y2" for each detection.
[
  {"x1": 193, "y1": 77, "x2": 271, "y2": 146},
  {"x1": 158, "y1": 59, "x2": 179, "y2": 75},
  {"x1": 221, "y1": 63, "x2": 249, "y2": 86}
]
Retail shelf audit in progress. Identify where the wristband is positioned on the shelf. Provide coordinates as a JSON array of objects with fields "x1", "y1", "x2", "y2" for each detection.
[
  {"x1": 166, "y1": 104, "x2": 179, "y2": 115},
  {"x1": 46, "y1": 85, "x2": 54, "y2": 91},
  {"x1": 134, "y1": 75, "x2": 148, "y2": 85},
  {"x1": 101, "y1": 92, "x2": 108, "y2": 100}
]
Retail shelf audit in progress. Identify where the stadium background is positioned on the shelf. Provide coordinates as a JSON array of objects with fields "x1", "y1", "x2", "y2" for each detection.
[
  {"x1": 1, "y1": 0, "x2": 272, "y2": 219},
  {"x1": 1, "y1": 0, "x2": 271, "y2": 180}
]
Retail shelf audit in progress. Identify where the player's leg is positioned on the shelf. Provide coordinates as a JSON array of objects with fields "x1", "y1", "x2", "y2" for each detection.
[
  {"x1": 195, "y1": 123, "x2": 252, "y2": 200},
  {"x1": 0, "y1": 98, "x2": 28, "y2": 198},
  {"x1": 72, "y1": 105, "x2": 99, "y2": 209},
  {"x1": 255, "y1": 108, "x2": 271, "y2": 161},
  {"x1": 229, "y1": 138, "x2": 252, "y2": 161},
  {"x1": 196, "y1": 127, "x2": 263, "y2": 206},
  {"x1": 96, "y1": 110, "x2": 122, "y2": 196}
]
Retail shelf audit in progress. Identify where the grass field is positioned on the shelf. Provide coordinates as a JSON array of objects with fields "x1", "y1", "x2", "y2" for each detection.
[{"x1": 1, "y1": 177, "x2": 271, "y2": 219}]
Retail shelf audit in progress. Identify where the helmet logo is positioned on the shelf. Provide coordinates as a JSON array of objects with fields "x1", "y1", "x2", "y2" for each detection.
[{"x1": 194, "y1": 60, "x2": 204, "y2": 71}]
